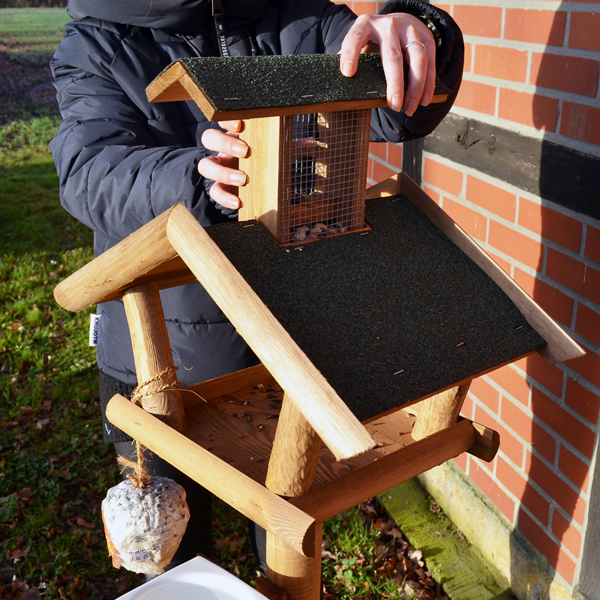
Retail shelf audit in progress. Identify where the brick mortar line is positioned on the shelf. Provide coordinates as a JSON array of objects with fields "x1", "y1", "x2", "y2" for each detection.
[
  {"x1": 461, "y1": 72, "x2": 600, "y2": 105},
  {"x1": 418, "y1": 189, "x2": 600, "y2": 304},
  {"x1": 485, "y1": 353, "x2": 594, "y2": 412},
  {"x1": 479, "y1": 369, "x2": 598, "y2": 440},
  {"x1": 481, "y1": 365, "x2": 600, "y2": 443},
  {"x1": 367, "y1": 153, "x2": 400, "y2": 172},
  {"x1": 519, "y1": 502, "x2": 581, "y2": 564},
  {"x1": 469, "y1": 438, "x2": 586, "y2": 558},
  {"x1": 427, "y1": 193, "x2": 600, "y2": 285},
  {"x1": 466, "y1": 39, "x2": 600, "y2": 64},
  {"x1": 473, "y1": 437, "x2": 589, "y2": 523},
  {"x1": 470, "y1": 399, "x2": 591, "y2": 518}
]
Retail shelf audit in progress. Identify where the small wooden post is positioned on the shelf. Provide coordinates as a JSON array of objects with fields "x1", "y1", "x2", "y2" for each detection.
[
  {"x1": 411, "y1": 382, "x2": 471, "y2": 441},
  {"x1": 265, "y1": 394, "x2": 323, "y2": 497},
  {"x1": 122, "y1": 282, "x2": 186, "y2": 432},
  {"x1": 265, "y1": 393, "x2": 323, "y2": 600}
]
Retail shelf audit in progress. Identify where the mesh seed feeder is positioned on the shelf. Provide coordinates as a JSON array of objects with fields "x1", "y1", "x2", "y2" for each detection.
[{"x1": 55, "y1": 54, "x2": 584, "y2": 600}]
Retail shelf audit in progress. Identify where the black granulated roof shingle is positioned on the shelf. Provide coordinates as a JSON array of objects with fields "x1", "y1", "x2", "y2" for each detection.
[
  {"x1": 171, "y1": 53, "x2": 451, "y2": 114},
  {"x1": 206, "y1": 196, "x2": 546, "y2": 421}
]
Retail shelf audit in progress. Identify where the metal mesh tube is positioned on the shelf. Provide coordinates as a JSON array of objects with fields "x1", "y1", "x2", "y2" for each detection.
[{"x1": 279, "y1": 109, "x2": 370, "y2": 244}]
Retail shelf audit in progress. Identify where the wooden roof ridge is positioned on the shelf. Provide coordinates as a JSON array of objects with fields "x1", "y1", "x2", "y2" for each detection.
[{"x1": 146, "y1": 53, "x2": 451, "y2": 121}]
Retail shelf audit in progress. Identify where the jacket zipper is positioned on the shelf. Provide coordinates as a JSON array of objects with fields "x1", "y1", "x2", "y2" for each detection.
[{"x1": 212, "y1": 0, "x2": 230, "y2": 57}]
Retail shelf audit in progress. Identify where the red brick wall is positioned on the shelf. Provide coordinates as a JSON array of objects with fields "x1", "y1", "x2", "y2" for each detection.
[{"x1": 339, "y1": 0, "x2": 600, "y2": 590}]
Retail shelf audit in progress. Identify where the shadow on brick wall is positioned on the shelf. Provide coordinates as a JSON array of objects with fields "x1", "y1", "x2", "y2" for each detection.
[{"x1": 517, "y1": 3, "x2": 600, "y2": 596}]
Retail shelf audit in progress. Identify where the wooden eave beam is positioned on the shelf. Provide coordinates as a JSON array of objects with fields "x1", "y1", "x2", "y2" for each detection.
[
  {"x1": 366, "y1": 173, "x2": 585, "y2": 365},
  {"x1": 53, "y1": 206, "x2": 181, "y2": 312}
]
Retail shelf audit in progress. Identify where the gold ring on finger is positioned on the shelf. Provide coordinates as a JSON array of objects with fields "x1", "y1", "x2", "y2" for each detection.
[{"x1": 403, "y1": 40, "x2": 427, "y2": 52}]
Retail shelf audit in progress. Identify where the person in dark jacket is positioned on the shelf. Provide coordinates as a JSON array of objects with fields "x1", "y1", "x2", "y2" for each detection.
[{"x1": 50, "y1": 0, "x2": 463, "y2": 574}]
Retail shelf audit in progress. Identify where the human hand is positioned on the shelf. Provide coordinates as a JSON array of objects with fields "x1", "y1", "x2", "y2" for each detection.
[
  {"x1": 339, "y1": 13, "x2": 436, "y2": 116},
  {"x1": 198, "y1": 120, "x2": 247, "y2": 210}
]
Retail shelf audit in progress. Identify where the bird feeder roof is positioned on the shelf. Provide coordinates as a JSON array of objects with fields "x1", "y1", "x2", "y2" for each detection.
[{"x1": 146, "y1": 53, "x2": 450, "y2": 120}]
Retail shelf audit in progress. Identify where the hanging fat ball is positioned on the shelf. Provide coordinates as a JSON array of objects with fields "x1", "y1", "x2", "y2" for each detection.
[{"x1": 102, "y1": 476, "x2": 190, "y2": 576}]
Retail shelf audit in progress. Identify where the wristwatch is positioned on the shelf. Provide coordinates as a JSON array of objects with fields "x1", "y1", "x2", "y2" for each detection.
[{"x1": 417, "y1": 13, "x2": 442, "y2": 47}]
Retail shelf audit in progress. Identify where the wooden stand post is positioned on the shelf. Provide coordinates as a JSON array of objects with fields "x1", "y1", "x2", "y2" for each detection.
[
  {"x1": 411, "y1": 382, "x2": 471, "y2": 441},
  {"x1": 264, "y1": 394, "x2": 323, "y2": 600},
  {"x1": 122, "y1": 282, "x2": 186, "y2": 432}
]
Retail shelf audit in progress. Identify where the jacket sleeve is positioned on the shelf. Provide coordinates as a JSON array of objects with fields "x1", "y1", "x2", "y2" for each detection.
[
  {"x1": 318, "y1": 0, "x2": 464, "y2": 144},
  {"x1": 49, "y1": 20, "x2": 224, "y2": 246}
]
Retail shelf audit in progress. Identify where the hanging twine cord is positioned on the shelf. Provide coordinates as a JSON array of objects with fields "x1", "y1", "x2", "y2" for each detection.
[
  {"x1": 130, "y1": 366, "x2": 182, "y2": 407},
  {"x1": 118, "y1": 442, "x2": 151, "y2": 488},
  {"x1": 118, "y1": 366, "x2": 182, "y2": 488}
]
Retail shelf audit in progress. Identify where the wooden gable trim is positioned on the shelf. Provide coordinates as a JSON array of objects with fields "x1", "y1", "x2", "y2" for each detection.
[{"x1": 53, "y1": 205, "x2": 181, "y2": 312}]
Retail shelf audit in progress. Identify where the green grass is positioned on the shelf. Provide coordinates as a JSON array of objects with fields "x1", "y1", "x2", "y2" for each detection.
[
  {"x1": 323, "y1": 508, "x2": 405, "y2": 600},
  {"x1": 0, "y1": 8, "x2": 67, "y2": 125},
  {"x1": 0, "y1": 8, "x2": 69, "y2": 56},
  {"x1": 0, "y1": 118, "x2": 140, "y2": 597}
]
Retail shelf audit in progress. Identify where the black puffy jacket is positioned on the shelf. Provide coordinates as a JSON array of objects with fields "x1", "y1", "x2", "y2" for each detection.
[{"x1": 50, "y1": 0, "x2": 463, "y2": 393}]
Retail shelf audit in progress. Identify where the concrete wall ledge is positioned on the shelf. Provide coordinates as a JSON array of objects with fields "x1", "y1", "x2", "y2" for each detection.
[{"x1": 418, "y1": 463, "x2": 573, "y2": 600}]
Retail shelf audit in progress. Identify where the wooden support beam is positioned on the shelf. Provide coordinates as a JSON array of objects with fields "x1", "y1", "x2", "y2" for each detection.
[
  {"x1": 265, "y1": 394, "x2": 323, "y2": 498},
  {"x1": 401, "y1": 403, "x2": 500, "y2": 463},
  {"x1": 256, "y1": 578, "x2": 288, "y2": 600},
  {"x1": 105, "y1": 394, "x2": 317, "y2": 558},
  {"x1": 121, "y1": 282, "x2": 186, "y2": 432},
  {"x1": 53, "y1": 206, "x2": 179, "y2": 312},
  {"x1": 266, "y1": 524, "x2": 323, "y2": 600},
  {"x1": 289, "y1": 418, "x2": 477, "y2": 524},
  {"x1": 265, "y1": 394, "x2": 324, "y2": 600},
  {"x1": 411, "y1": 383, "x2": 470, "y2": 441},
  {"x1": 165, "y1": 203, "x2": 375, "y2": 461}
]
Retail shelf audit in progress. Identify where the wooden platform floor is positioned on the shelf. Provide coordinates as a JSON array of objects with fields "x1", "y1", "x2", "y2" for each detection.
[{"x1": 183, "y1": 374, "x2": 422, "y2": 491}]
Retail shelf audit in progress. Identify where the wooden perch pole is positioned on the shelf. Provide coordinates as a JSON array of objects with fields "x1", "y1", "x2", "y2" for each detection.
[
  {"x1": 106, "y1": 394, "x2": 317, "y2": 557},
  {"x1": 122, "y1": 282, "x2": 186, "y2": 432},
  {"x1": 264, "y1": 394, "x2": 324, "y2": 600}
]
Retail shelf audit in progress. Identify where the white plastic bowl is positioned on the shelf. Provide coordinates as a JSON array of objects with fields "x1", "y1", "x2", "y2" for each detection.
[{"x1": 116, "y1": 556, "x2": 268, "y2": 600}]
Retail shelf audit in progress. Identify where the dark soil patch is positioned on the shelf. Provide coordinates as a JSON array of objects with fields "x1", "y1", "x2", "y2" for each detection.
[{"x1": 0, "y1": 45, "x2": 59, "y2": 124}]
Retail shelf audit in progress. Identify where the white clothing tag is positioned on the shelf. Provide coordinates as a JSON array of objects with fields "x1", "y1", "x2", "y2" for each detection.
[{"x1": 89, "y1": 314, "x2": 101, "y2": 347}]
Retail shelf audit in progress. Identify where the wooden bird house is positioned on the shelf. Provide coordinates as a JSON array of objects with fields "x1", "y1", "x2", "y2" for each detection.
[
  {"x1": 146, "y1": 54, "x2": 449, "y2": 245},
  {"x1": 53, "y1": 55, "x2": 585, "y2": 600}
]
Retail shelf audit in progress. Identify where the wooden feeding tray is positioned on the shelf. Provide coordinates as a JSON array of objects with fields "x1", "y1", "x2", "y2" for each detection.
[
  {"x1": 54, "y1": 172, "x2": 583, "y2": 600},
  {"x1": 54, "y1": 54, "x2": 583, "y2": 600}
]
